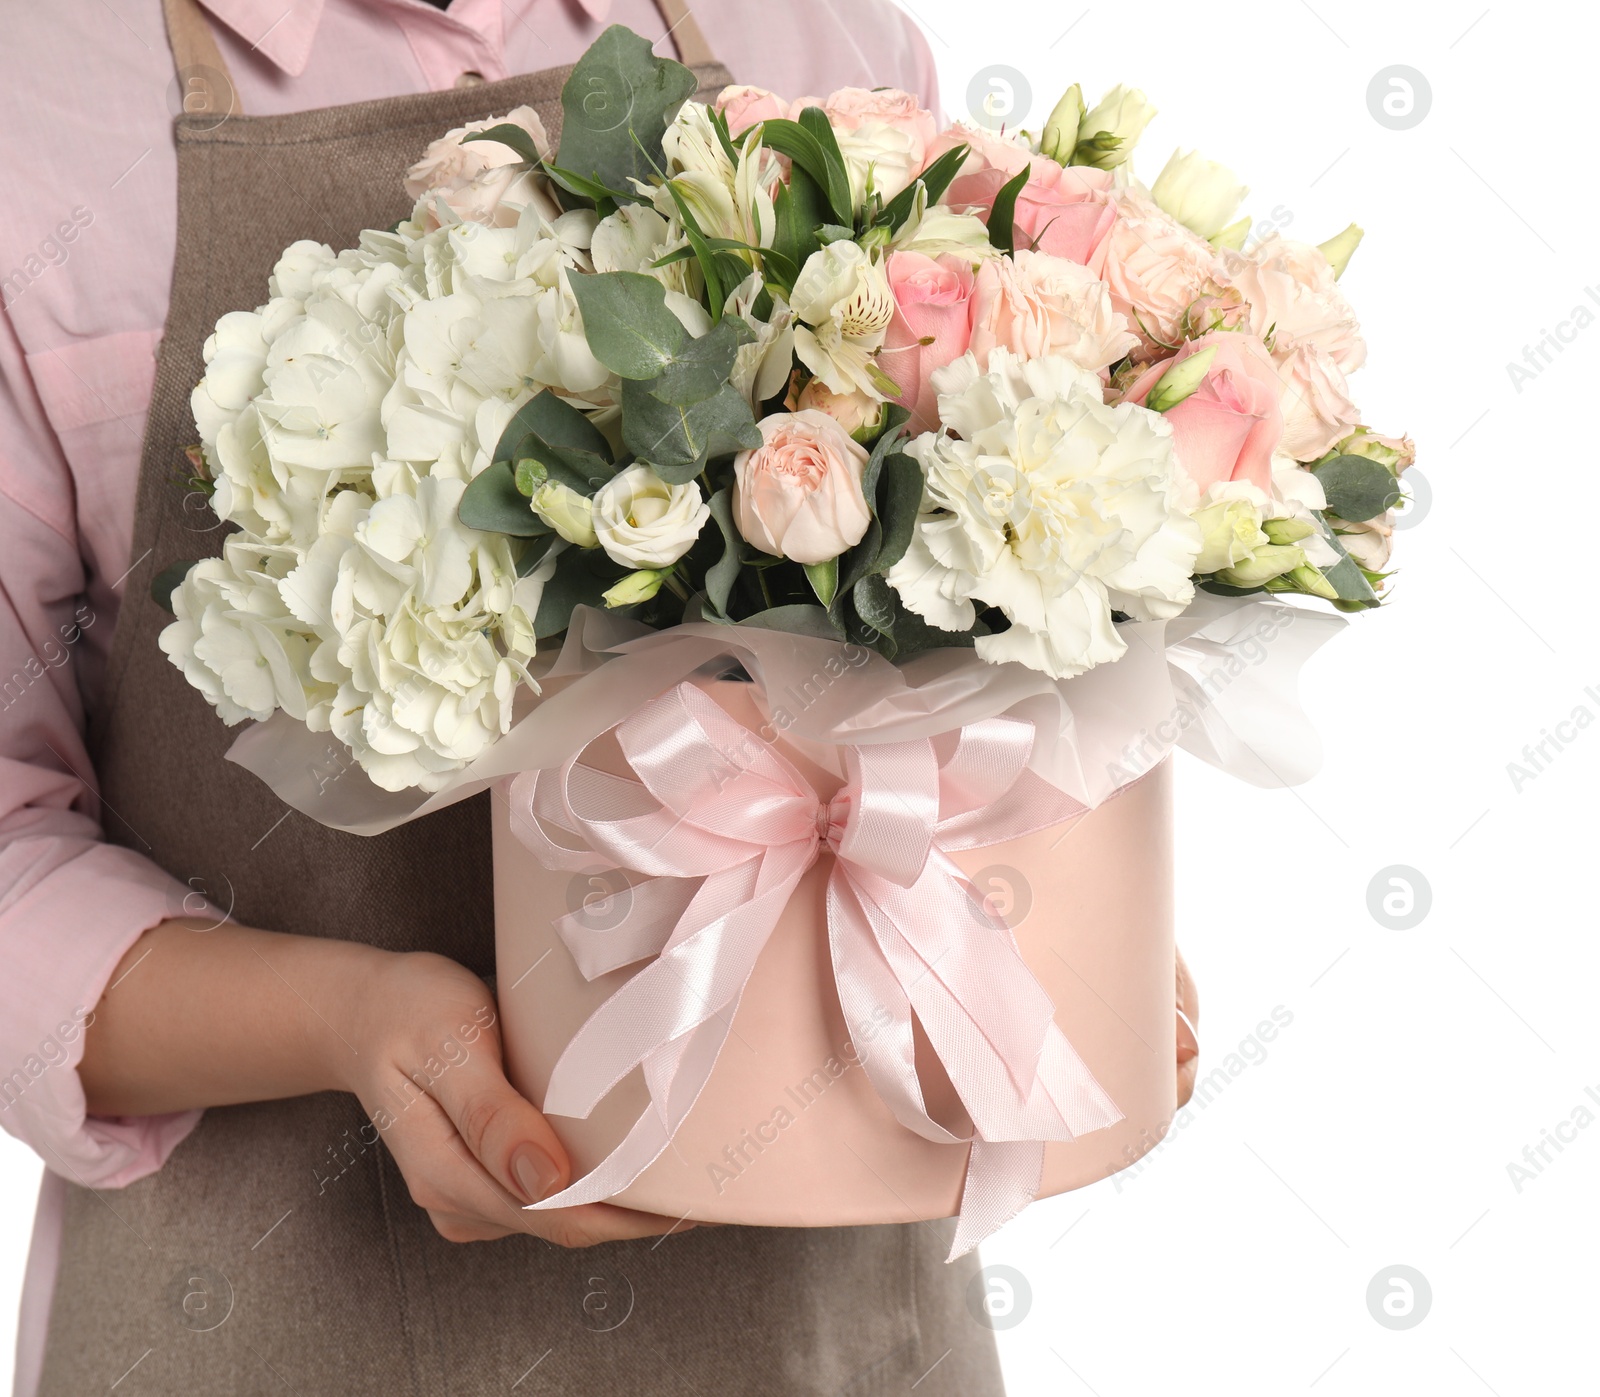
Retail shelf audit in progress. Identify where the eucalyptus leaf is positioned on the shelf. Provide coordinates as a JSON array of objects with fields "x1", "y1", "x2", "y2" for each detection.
[
  {"x1": 515, "y1": 533, "x2": 559, "y2": 577},
  {"x1": 462, "y1": 123, "x2": 543, "y2": 167},
  {"x1": 533, "y1": 547, "x2": 626, "y2": 638},
  {"x1": 151, "y1": 559, "x2": 199, "y2": 615},
  {"x1": 555, "y1": 24, "x2": 697, "y2": 197},
  {"x1": 1313, "y1": 516, "x2": 1381, "y2": 606},
  {"x1": 739, "y1": 604, "x2": 845, "y2": 640},
  {"x1": 516, "y1": 439, "x2": 616, "y2": 496},
  {"x1": 852, "y1": 573, "x2": 897, "y2": 641},
  {"x1": 649, "y1": 317, "x2": 753, "y2": 407},
  {"x1": 567, "y1": 272, "x2": 688, "y2": 380},
  {"x1": 494, "y1": 389, "x2": 612, "y2": 463},
  {"x1": 1312, "y1": 454, "x2": 1403, "y2": 522},
  {"x1": 873, "y1": 452, "x2": 924, "y2": 574},
  {"x1": 704, "y1": 487, "x2": 743, "y2": 617},
  {"x1": 621, "y1": 379, "x2": 762, "y2": 482},
  {"x1": 459, "y1": 460, "x2": 545, "y2": 536}
]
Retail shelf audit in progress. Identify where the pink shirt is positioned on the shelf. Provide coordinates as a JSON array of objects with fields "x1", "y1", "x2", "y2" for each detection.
[{"x1": 0, "y1": 0, "x2": 936, "y2": 1389}]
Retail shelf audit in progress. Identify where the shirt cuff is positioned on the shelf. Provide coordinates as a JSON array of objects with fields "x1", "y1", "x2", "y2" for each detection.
[{"x1": 0, "y1": 838, "x2": 203, "y2": 1188}]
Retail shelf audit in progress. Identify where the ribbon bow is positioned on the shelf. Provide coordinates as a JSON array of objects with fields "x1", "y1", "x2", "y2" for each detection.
[{"x1": 508, "y1": 682, "x2": 1123, "y2": 1258}]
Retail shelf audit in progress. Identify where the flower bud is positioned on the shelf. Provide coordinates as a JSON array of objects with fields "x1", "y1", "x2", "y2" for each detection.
[
  {"x1": 1317, "y1": 223, "x2": 1364, "y2": 279},
  {"x1": 1150, "y1": 150, "x2": 1248, "y2": 240},
  {"x1": 1039, "y1": 83, "x2": 1084, "y2": 164},
  {"x1": 530, "y1": 480, "x2": 598, "y2": 548},
  {"x1": 1215, "y1": 543, "x2": 1304, "y2": 587},
  {"x1": 1279, "y1": 564, "x2": 1340, "y2": 600},
  {"x1": 602, "y1": 569, "x2": 670, "y2": 608},
  {"x1": 796, "y1": 378, "x2": 889, "y2": 441},
  {"x1": 1144, "y1": 344, "x2": 1217, "y2": 412},
  {"x1": 1261, "y1": 516, "x2": 1316, "y2": 546},
  {"x1": 1072, "y1": 86, "x2": 1155, "y2": 170},
  {"x1": 1331, "y1": 427, "x2": 1415, "y2": 474}
]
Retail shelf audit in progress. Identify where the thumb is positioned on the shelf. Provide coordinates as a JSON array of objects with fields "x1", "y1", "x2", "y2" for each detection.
[{"x1": 430, "y1": 1035, "x2": 573, "y2": 1207}]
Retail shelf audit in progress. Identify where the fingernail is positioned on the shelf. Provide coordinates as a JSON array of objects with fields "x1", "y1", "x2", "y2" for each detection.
[{"x1": 511, "y1": 1146, "x2": 562, "y2": 1205}]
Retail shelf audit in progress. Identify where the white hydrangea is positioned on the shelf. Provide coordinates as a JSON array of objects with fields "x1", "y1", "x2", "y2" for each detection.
[
  {"x1": 887, "y1": 349, "x2": 1202, "y2": 681},
  {"x1": 165, "y1": 204, "x2": 606, "y2": 792}
]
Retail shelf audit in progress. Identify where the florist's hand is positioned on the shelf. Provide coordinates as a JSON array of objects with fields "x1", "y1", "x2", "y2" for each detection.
[
  {"x1": 1175, "y1": 947, "x2": 1199, "y2": 1108},
  {"x1": 340, "y1": 950, "x2": 695, "y2": 1248}
]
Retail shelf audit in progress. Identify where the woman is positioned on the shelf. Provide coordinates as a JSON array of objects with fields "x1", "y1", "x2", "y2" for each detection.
[{"x1": 0, "y1": 1, "x2": 1199, "y2": 1391}]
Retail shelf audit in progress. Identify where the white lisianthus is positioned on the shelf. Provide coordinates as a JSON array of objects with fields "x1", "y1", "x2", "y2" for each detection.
[
  {"x1": 1075, "y1": 86, "x2": 1156, "y2": 169},
  {"x1": 530, "y1": 480, "x2": 599, "y2": 547},
  {"x1": 791, "y1": 241, "x2": 898, "y2": 400},
  {"x1": 1193, "y1": 483, "x2": 1270, "y2": 574},
  {"x1": 887, "y1": 350, "x2": 1201, "y2": 680},
  {"x1": 593, "y1": 465, "x2": 709, "y2": 568},
  {"x1": 1150, "y1": 150, "x2": 1249, "y2": 240}
]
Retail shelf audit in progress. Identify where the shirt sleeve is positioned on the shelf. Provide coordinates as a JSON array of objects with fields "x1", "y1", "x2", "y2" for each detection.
[{"x1": 0, "y1": 306, "x2": 201, "y2": 1190}]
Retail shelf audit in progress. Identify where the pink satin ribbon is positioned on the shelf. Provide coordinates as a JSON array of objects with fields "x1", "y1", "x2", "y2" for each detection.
[{"x1": 507, "y1": 681, "x2": 1124, "y2": 1258}]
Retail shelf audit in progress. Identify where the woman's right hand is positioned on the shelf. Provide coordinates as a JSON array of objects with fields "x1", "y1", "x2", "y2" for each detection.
[{"x1": 336, "y1": 948, "x2": 696, "y2": 1248}]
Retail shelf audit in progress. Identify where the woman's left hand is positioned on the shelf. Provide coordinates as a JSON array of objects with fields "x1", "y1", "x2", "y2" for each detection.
[{"x1": 1175, "y1": 948, "x2": 1199, "y2": 1108}]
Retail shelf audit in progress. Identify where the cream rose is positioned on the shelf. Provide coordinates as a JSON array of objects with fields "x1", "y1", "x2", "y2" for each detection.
[
  {"x1": 732, "y1": 410, "x2": 872, "y2": 564},
  {"x1": 791, "y1": 87, "x2": 938, "y2": 205},
  {"x1": 967, "y1": 250, "x2": 1137, "y2": 375},
  {"x1": 1102, "y1": 187, "x2": 1230, "y2": 357},
  {"x1": 1220, "y1": 233, "x2": 1366, "y2": 374},
  {"x1": 592, "y1": 465, "x2": 710, "y2": 569},
  {"x1": 404, "y1": 107, "x2": 558, "y2": 229}
]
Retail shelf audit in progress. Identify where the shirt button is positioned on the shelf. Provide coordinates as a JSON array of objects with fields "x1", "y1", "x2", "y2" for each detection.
[{"x1": 455, "y1": 70, "x2": 485, "y2": 88}]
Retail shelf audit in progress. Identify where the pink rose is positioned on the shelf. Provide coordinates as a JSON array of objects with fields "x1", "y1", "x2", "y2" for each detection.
[
  {"x1": 788, "y1": 88, "x2": 939, "y2": 203},
  {"x1": 716, "y1": 85, "x2": 790, "y2": 134},
  {"x1": 882, "y1": 251, "x2": 977, "y2": 431},
  {"x1": 1274, "y1": 342, "x2": 1362, "y2": 461},
  {"x1": 1103, "y1": 188, "x2": 1230, "y2": 358},
  {"x1": 1219, "y1": 234, "x2": 1366, "y2": 374},
  {"x1": 968, "y1": 250, "x2": 1137, "y2": 377},
  {"x1": 1124, "y1": 332, "x2": 1284, "y2": 493},
  {"x1": 928, "y1": 125, "x2": 1118, "y2": 272},
  {"x1": 404, "y1": 106, "x2": 556, "y2": 229},
  {"x1": 733, "y1": 410, "x2": 872, "y2": 565}
]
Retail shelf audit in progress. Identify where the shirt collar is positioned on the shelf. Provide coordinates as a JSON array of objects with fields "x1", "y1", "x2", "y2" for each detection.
[{"x1": 198, "y1": 0, "x2": 613, "y2": 78}]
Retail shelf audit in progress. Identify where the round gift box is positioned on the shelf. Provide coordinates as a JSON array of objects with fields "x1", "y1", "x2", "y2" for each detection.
[{"x1": 493, "y1": 680, "x2": 1176, "y2": 1227}]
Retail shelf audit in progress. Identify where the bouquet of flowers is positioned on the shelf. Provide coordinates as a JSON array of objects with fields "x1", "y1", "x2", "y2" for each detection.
[{"x1": 158, "y1": 24, "x2": 1413, "y2": 796}]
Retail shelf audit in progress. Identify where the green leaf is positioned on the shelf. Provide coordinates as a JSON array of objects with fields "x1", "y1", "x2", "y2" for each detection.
[
  {"x1": 462, "y1": 122, "x2": 543, "y2": 167},
  {"x1": 567, "y1": 271, "x2": 688, "y2": 380},
  {"x1": 740, "y1": 604, "x2": 845, "y2": 639},
  {"x1": 1312, "y1": 515, "x2": 1381, "y2": 607},
  {"x1": 704, "y1": 487, "x2": 743, "y2": 617},
  {"x1": 151, "y1": 559, "x2": 198, "y2": 614},
  {"x1": 873, "y1": 452, "x2": 923, "y2": 573},
  {"x1": 1311, "y1": 454, "x2": 1403, "y2": 523},
  {"x1": 878, "y1": 142, "x2": 969, "y2": 232},
  {"x1": 760, "y1": 114, "x2": 853, "y2": 226},
  {"x1": 554, "y1": 24, "x2": 698, "y2": 198},
  {"x1": 987, "y1": 164, "x2": 1031, "y2": 254},
  {"x1": 621, "y1": 379, "x2": 762, "y2": 482},
  {"x1": 650, "y1": 317, "x2": 754, "y2": 406},
  {"x1": 495, "y1": 390, "x2": 612, "y2": 463},
  {"x1": 804, "y1": 558, "x2": 839, "y2": 607},
  {"x1": 659, "y1": 180, "x2": 728, "y2": 320},
  {"x1": 771, "y1": 165, "x2": 827, "y2": 294},
  {"x1": 459, "y1": 461, "x2": 546, "y2": 536},
  {"x1": 852, "y1": 574, "x2": 897, "y2": 643},
  {"x1": 515, "y1": 533, "x2": 559, "y2": 577},
  {"x1": 533, "y1": 546, "x2": 626, "y2": 638},
  {"x1": 516, "y1": 439, "x2": 616, "y2": 496}
]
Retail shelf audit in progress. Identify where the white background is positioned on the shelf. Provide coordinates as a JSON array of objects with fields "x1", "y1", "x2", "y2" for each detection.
[{"x1": 4, "y1": 1, "x2": 1598, "y2": 1393}]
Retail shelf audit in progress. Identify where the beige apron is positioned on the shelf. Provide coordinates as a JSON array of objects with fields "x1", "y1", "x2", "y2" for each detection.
[{"x1": 39, "y1": 0, "x2": 1004, "y2": 1391}]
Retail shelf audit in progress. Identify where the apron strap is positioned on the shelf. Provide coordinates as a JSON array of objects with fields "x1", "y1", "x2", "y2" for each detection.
[
  {"x1": 162, "y1": 0, "x2": 243, "y2": 116},
  {"x1": 652, "y1": 0, "x2": 718, "y2": 69}
]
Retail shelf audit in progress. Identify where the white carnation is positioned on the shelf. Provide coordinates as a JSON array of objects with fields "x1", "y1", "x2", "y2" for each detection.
[{"x1": 887, "y1": 350, "x2": 1201, "y2": 680}]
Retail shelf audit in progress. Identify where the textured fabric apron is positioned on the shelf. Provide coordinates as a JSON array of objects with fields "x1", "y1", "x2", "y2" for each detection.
[{"x1": 38, "y1": 0, "x2": 1005, "y2": 1392}]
